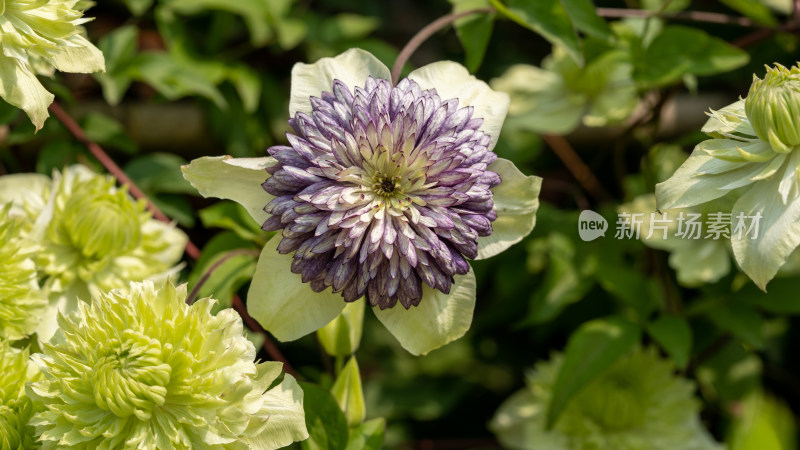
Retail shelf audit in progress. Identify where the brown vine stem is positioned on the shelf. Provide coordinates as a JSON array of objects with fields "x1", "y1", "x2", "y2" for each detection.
[
  {"x1": 541, "y1": 134, "x2": 610, "y2": 203},
  {"x1": 48, "y1": 101, "x2": 297, "y2": 377},
  {"x1": 48, "y1": 102, "x2": 202, "y2": 260},
  {"x1": 187, "y1": 249, "x2": 261, "y2": 303},
  {"x1": 596, "y1": 7, "x2": 761, "y2": 27},
  {"x1": 391, "y1": 7, "x2": 494, "y2": 84}
]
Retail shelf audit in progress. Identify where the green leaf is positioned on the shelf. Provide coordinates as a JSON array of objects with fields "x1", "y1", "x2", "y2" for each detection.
[
  {"x1": 227, "y1": 65, "x2": 261, "y2": 113},
  {"x1": 547, "y1": 317, "x2": 641, "y2": 428},
  {"x1": 131, "y1": 52, "x2": 227, "y2": 108},
  {"x1": 95, "y1": 26, "x2": 138, "y2": 105},
  {"x1": 124, "y1": 153, "x2": 195, "y2": 195},
  {"x1": 708, "y1": 303, "x2": 764, "y2": 348},
  {"x1": 325, "y1": 14, "x2": 380, "y2": 40},
  {"x1": 164, "y1": 0, "x2": 279, "y2": 46},
  {"x1": 646, "y1": 315, "x2": 692, "y2": 369},
  {"x1": 524, "y1": 233, "x2": 596, "y2": 324},
  {"x1": 450, "y1": 0, "x2": 496, "y2": 72},
  {"x1": 560, "y1": 0, "x2": 612, "y2": 40},
  {"x1": 36, "y1": 141, "x2": 85, "y2": 175},
  {"x1": 489, "y1": 0, "x2": 582, "y2": 65},
  {"x1": 345, "y1": 418, "x2": 385, "y2": 450},
  {"x1": 728, "y1": 391, "x2": 796, "y2": 450},
  {"x1": 695, "y1": 339, "x2": 761, "y2": 403},
  {"x1": 636, "y1": 26, "x2": 749, "y2": 88},
  {"x1": 300, "y1": 382, "x2": 350, "y2": 450},
  {"x1": 719, "y1": 0, "x2": 777, "y2": 25},
  {"x1": 593, "y1": 263, "x2": 660, "y2": 319},
  {"x1": 198, "y1": 201, "x2": 266, "y2": 244},
  {"x1": 82, "y1": 113, "x2": 137, "y2": 155},
  {"x1": 731, "y1": 277, "x2": 800, "y2": 314},
  {"x1": 123, "y1": 0, "x2": 155, "y2": 15},
  {"x1": 331, "y1": 357, "x2": 366, "y2": 427},
  {"x1": 187, "y1": 247, "x2": 258, "y2": 309}
]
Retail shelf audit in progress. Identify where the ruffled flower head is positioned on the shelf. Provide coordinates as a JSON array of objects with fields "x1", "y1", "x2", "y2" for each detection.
[
  {"x1": 0, "y1": 206, "x2": 46, "y2": 340},
  {"x1": 490, "y1": 347, "x2": 721, "y2": 450},
  {"x1": 0, "y1": 0, "x2": 105, "y2": 129},
  {"x1": 0, "y1": 166, "x2": 187, "y2": 341},
  {"x1": 27, "y1": 281, "x2": 308, "y2": 449},
  {"x1": 184, "y1": 49, "x2": 542, "y2": 355},
  {"x1": 262, "y1": 75, "x2": 500, "y2": 309},
  {"x1": 0, "y1": 340, "x2": 41, "y2": 449}
]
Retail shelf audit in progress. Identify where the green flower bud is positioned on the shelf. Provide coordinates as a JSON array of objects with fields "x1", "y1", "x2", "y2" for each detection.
[
  {"x1": 744, "y1": 63, "x2": 800, "y2": 153},
  {"x1": 59, "y1": 178, "x2": 143, "y2": 260},
  {"x1": 490, "y1": 347, "x2": 721, "y2": 450},
  {"x1": 0, "y1": 207, "x2": 47, "y2": 340},
  {"x1": 0, "y1": 340, "x2": 42, "y2": 449},
  {"x1": 28, "y1": 281, "x2": 308, "y2": 449}
]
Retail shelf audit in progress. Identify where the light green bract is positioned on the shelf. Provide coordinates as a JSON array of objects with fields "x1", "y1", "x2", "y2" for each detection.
[
  {"x1": 0, "y1": 340, "x2": 41, "y2": 449},
  {"x1": 182, "y1": 48, "x2": 542, "y2": 356},
  {"x1": 491, "y1": 46, "x2": 638, "y2": 135},
  {"x1": 0, "y1": 165, "x2": 187, "y2": 341},
  {"x1": 27, "y1": 281, "x2": 309, "y2": 449},
  {"x1": 0, "y1": 0, "x2": 105, "y2": 130},
  {"x1": 0, "y1": 206, "x2": 46, "y2": 340},
  {"x1": 489, "y1": 347, "x2": 721, "y2": 450},
  {"x1": 619, "y1": 195, "x2": 732, "y2": 287},
  {"x1": 655, "y1": 63, "x2": 800, "y2": 290}
]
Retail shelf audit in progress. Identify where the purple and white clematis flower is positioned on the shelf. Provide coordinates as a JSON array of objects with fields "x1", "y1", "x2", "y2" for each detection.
[{"x1": 183, "y1": 49, "x2": 541, "y2": 355}]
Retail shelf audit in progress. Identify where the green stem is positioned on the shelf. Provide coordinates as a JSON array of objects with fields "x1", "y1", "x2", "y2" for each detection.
[{"x1": 391, "y1": 7, "x2": 495, "y2": 84}]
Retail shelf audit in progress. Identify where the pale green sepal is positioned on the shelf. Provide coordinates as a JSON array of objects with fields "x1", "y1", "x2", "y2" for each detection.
[
  {"x1": 476, "y1": 158, "x2": 542, "y2": 260},
  {"x1": 48, "y1": 34, "x2": 105, "y2": 73},
  {"x1": 182, "y1": 156, "x2": 276, "y2": 226},
  {"x1": 490, "y1": 64, "x2": 584, "y2": 135},
  {"x1": 669, "y1": 240, "x2": 731, "y2": 287},
  {"x1": 248, "y1": 234, "x2": 345, "y2": 341},
  {"x1": 731, "y1": 154, "x2": 800, "y2": 290},
  {"x1": 331, "y1": 356, "x2": 366, "y2": 427},
  {"x1": 289, "y1": 48, "x2": 391, "y2": 117},
  {"x1": 373, "y1": 267, "x2": 476, "y2": 356},
  {"x1": 409, "y1": 61, "x2": 509, "y2": 151},
  {"x1": 0, "y1": 55, "x2": 54, "y2": 130},
  {"x1": 701, "y1": 140, "x2": 774, "y2": 163},
  {"x1": 317, "y1": 300, "x2": 365, "y2": 357},
  {"x1": 702, "y1": 99, "x2": 756, "y2": 138},
  {"x1": 242, "y1": 373, "x2": 310, "y2": 450},
  {"x1": 0, "y1": 172, "x2": 49, "y2": 216},
  {"x1": 655, "y1": 140, "x2": 775, "y2": 210}
]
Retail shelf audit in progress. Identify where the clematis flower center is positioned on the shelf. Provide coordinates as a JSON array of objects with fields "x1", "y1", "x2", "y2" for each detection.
[
  {"x1": 263, "y1": 76, "x2": 499, "y2": 309},
  {"x1": 91, "y1": 331, "x2": 170, "y2": 420}
]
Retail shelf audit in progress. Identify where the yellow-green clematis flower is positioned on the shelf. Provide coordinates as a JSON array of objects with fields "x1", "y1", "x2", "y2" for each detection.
[
  {"x1": 0, "y1": 165, "x2": 187, "y2": 341},
  {"x1": 27, "y1": 281, "x2": 309, "y2": 449},
  {"x1": 0, "y1": 0, "x2": 105, "y2": 129},
  {"x1": 0, "y1": 206, "x2": 46, "y2": 340},
  {"x1": 490, "y1": 347, "x2": 721, "y2": 450},
  {"x1": 0, "y1": 339, "x2": 41, "y2": 449},
  {"x1": 491, "y1": 46, "x2": 638, "y2": 135},
  {"x1": 656, "y1": 63, "x2": 800, "y2": 290},
  {"x1": 183, "y1": 48, "x2": 542, "y2": 355}
]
